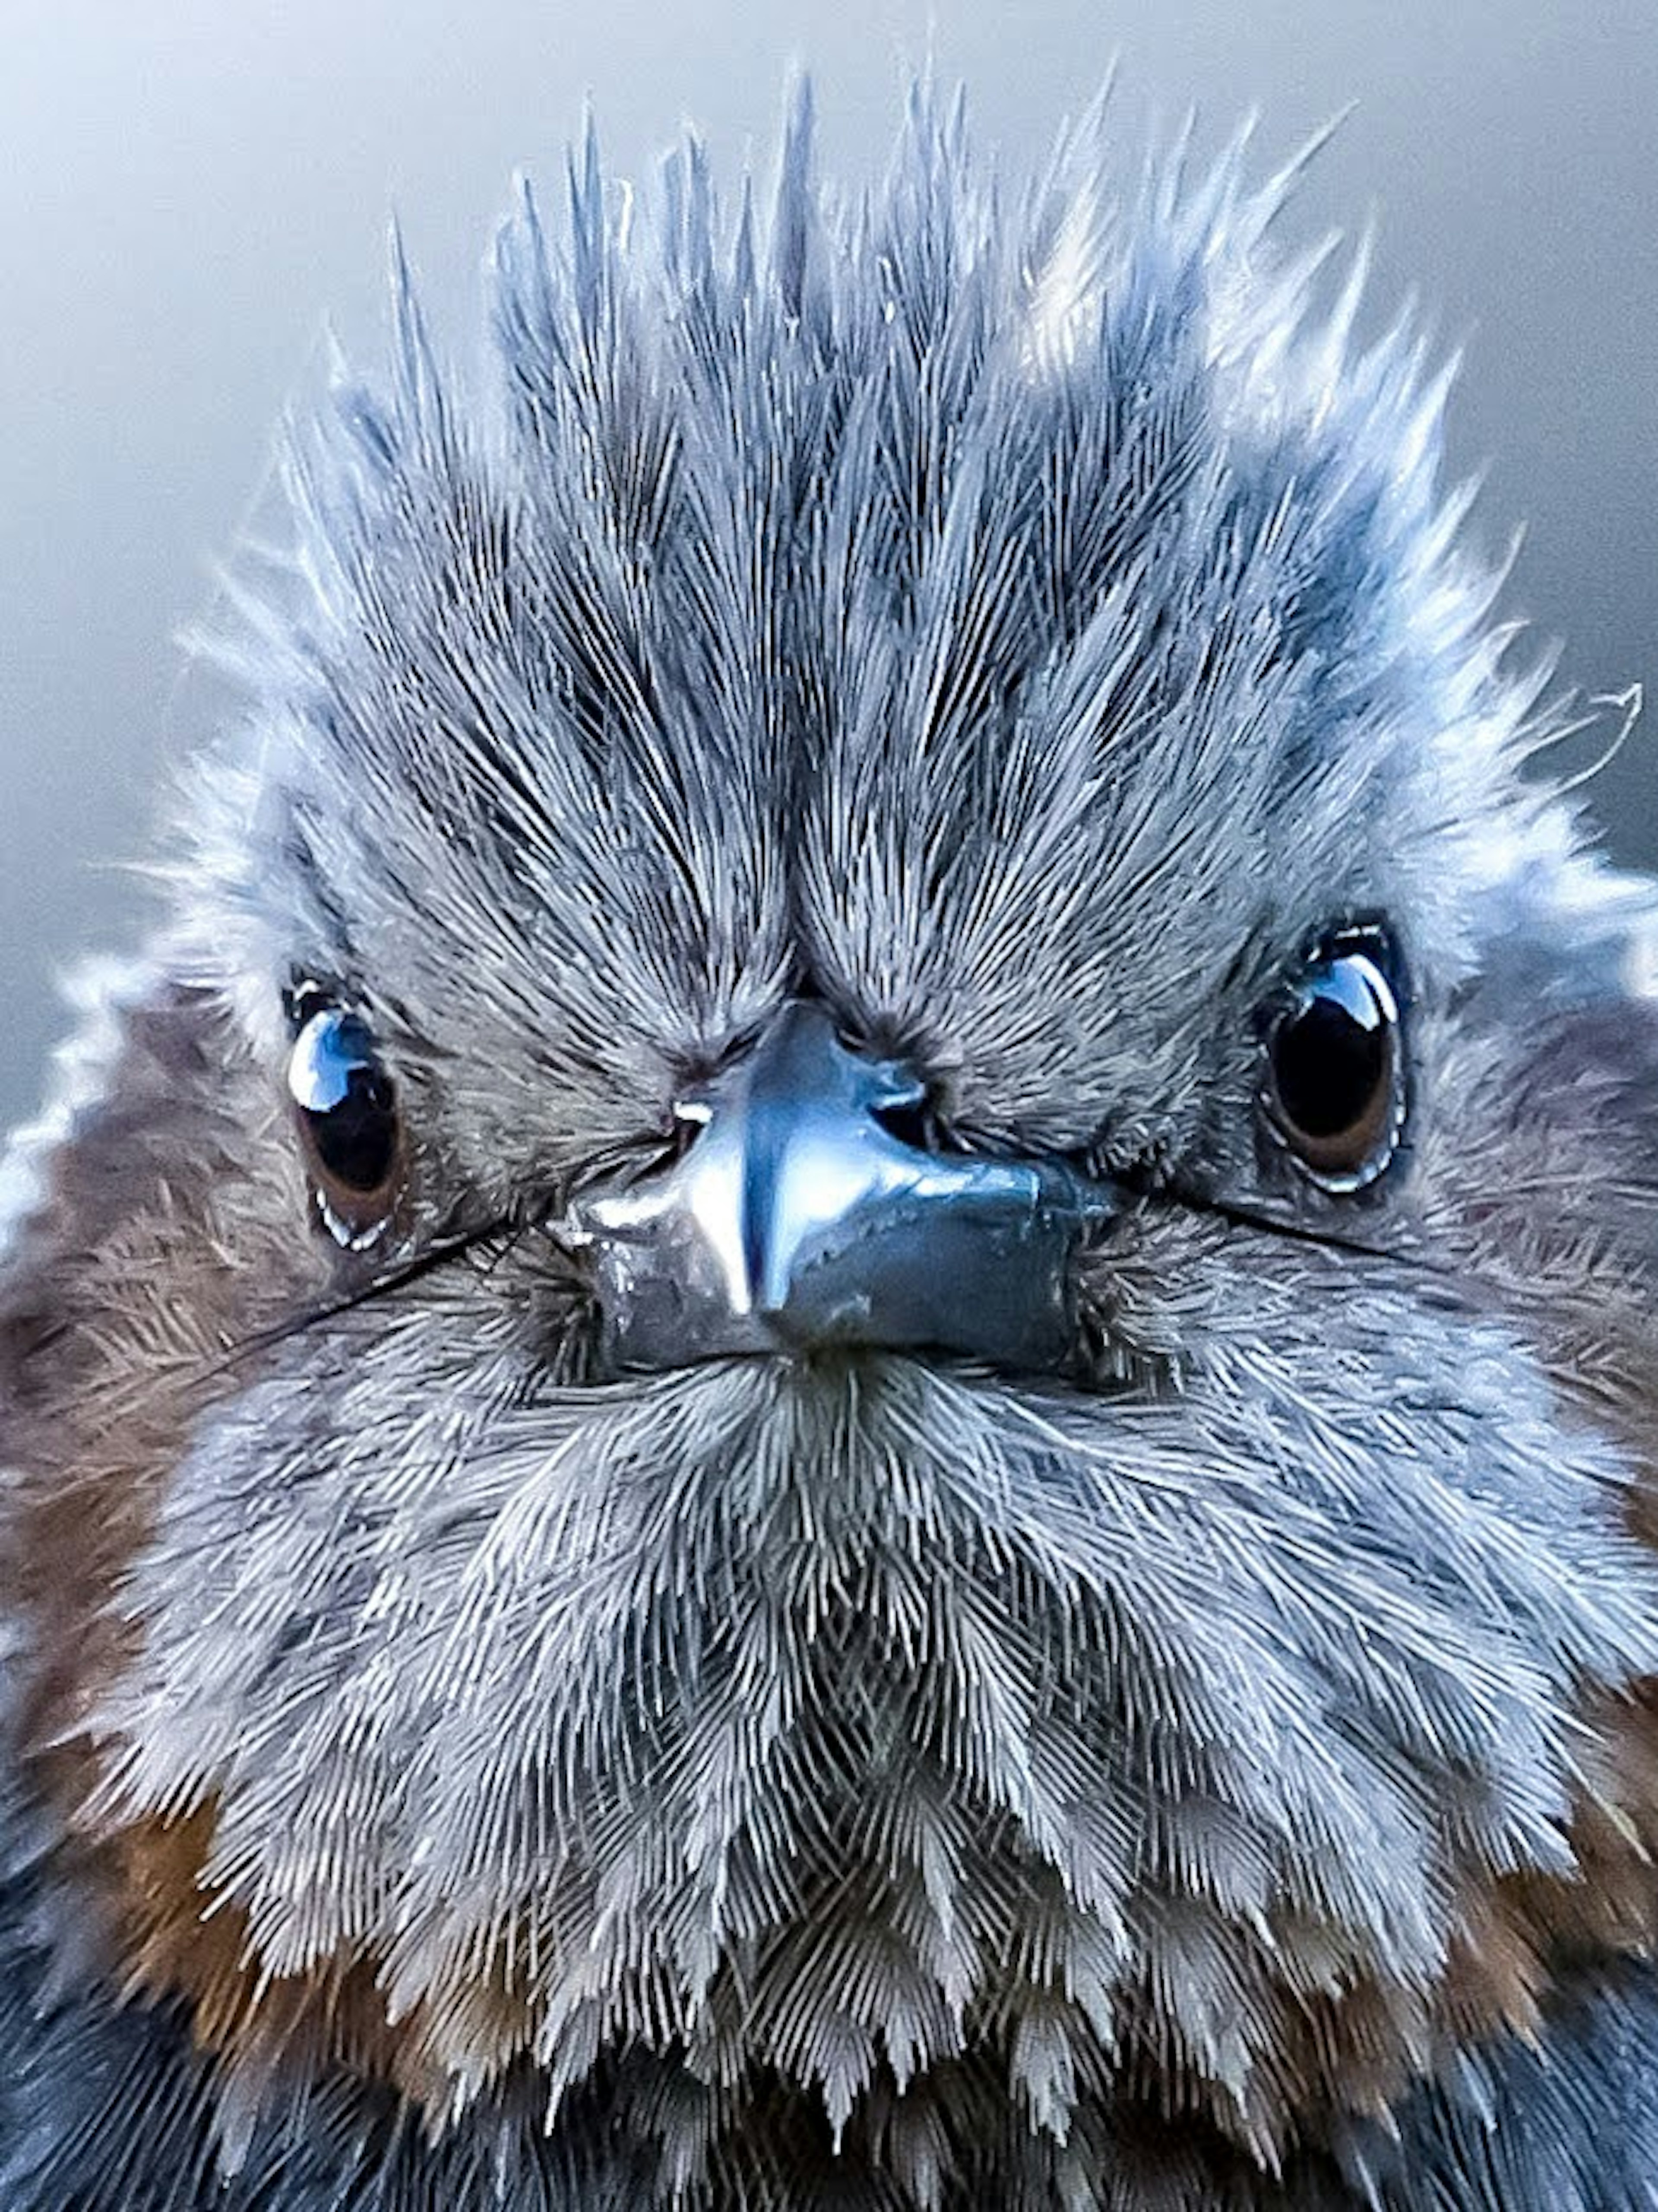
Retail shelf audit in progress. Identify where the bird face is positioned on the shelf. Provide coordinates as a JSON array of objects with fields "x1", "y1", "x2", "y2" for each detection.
[{"x1": 5, "y1": 92, "x2": 1658, "y2": 2208}]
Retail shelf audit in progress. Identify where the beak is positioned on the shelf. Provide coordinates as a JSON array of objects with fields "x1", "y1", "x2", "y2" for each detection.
[{"x1": 565, "y1": 1001, "x2": 1115, "y2": 1372}]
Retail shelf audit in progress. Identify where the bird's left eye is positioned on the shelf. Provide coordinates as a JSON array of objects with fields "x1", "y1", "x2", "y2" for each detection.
[
  {"x1": 1264, "y1": 933, "x2": 1403, "y2": 1192},
  {"x1": 287, "y1": 1005, "x2": 403, "y2": 1246}
]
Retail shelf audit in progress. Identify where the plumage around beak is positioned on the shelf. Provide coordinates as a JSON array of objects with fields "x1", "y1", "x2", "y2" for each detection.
[{"x1": 566, "y1": 1001, "x2": 1116, "y2": 1371}]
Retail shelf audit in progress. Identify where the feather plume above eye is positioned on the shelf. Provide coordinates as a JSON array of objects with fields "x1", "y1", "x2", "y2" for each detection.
[
  {"x1": 179, "y1": 76, "x2": 1563, "y2": 1133},
  {"x1": 4, "y1": 76, "x2": 1658, "y2": 2212}
]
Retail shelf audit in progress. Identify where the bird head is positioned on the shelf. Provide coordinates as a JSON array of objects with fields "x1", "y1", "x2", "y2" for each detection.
[{"x1": 4, "y1": 86, "x2": 1658, "y2": 2206}]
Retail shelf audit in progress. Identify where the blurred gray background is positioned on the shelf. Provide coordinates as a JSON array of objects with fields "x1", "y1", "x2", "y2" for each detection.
[{"x1": 2, "y1": 0, "x2": 1654, "y2": 1130}]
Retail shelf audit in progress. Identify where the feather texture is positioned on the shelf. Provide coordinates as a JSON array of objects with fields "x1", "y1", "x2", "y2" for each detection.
[{"x1": 3, "y1": 82, "x2": 1658, "y2": 2210}]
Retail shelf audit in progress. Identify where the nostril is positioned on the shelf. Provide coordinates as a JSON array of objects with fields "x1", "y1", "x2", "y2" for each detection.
[
  {"x1": 870, "y1": 1096, "x2": 941, "y2": 1153},
  {"x1": 668, "y1": 1098, "x2": 713, "y2": 1161}
]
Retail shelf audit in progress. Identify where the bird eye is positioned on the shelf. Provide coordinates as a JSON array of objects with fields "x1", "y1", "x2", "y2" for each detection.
[
  {"x1": 287, "y1": 1005, "x2": 402, "y2": 1246},
  {"x1": 1264, "y1": 933, "x2": 1403, "y2": 1192}
]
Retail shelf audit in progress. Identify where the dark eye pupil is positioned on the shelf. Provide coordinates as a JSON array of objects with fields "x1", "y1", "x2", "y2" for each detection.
[
  {"x1": 1266, "y1": 943, "x2": 1402, "y2": 1189},
  {"x1": 288, "y1": 1010, "x2": 399, "y2": 1200},
  {"x1": 1272, "y1": 970, "x2": 1388, "y2": 1138},
  {"x1": 307, "y1": 1065, "x2": 398, "y2": 1192}
]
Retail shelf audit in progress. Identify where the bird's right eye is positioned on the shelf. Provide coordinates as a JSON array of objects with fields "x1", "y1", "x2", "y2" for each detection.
[{"x1": 287, "y1": 1006, "x2": 403, "y2": 1247}]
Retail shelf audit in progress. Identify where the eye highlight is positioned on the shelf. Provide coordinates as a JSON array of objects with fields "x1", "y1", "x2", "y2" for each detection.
[
  {"x1": 287, "y1": 1004, "x2": 403, "y2": 1246},
  {"x1": 1264, "y1": 933, "x2": 1403, "y2": 1192}
]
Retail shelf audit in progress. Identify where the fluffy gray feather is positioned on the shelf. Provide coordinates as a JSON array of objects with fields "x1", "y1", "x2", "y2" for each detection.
[{"x1": 4, "y1": 82, "x2": 1658, "y2": 2209}]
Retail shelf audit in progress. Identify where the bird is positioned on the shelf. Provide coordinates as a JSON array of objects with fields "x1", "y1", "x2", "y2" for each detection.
[{"x1": 3, "y1": 76, "x2": 1658, "y2": 2212}]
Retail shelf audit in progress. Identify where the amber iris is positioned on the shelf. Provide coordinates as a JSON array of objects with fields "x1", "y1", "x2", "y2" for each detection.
[
  {"x1": 1267, "y1": 941, "x2": 1402, "y2": 1190},
  {"x1": 288, "y1": 1006, "x2": 402, "y2": 1238}
]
